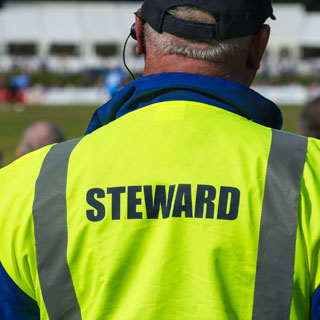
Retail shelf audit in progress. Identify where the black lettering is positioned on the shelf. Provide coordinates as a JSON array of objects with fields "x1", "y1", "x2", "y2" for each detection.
[
  {"x1": 172, "y1": 184, "x2": 193, "y2": 218},
  {"x1": 144, "y1": 185, "x2": 175, "y2": 219},
  {"x1": 86, "y1": 188, "x2": 105, "y2": 222},
  {"x1": 217, "y1": 187, "x2": 240, "y2": 220},
  {"x1": 128, "y1": 186, "x2": 142, "y2": 219},
  {"x1": 107, "y1": 187, "x2": 126, "y2": 220},
  {"x1": 195, "y1": 185, "x2": 216, "y2": 219}
]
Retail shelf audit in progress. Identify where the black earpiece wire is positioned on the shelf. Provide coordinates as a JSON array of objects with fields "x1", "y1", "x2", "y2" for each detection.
[{"x1": 123, "y1": 34, "x2": 136, "y2": 81}]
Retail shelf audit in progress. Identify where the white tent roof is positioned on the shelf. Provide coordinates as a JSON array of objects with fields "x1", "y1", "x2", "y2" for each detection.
[
  {"x1": 115, "y1": 3, "x2": 142, "y2": 36},
  {"x1": 39, "y1": 3, "x2": 83, "y2": 44},
  {"x1": 1, "y1": 2, "x2": 141, "y2": 45},
  {"x1": 81, "y1": 4, "x2": 122, "y2": 43},
  {"x1": 300, "y1": 13, "x2": 320, "y2": 48},
  {"x1": 0, "y1": 4, "x2": 41, "y2": 42},
  {"x1": 81, "y1": 2, "x2": 140, "y2": 43},
  {"x1": 0, "y1": 2, "x2": 319, "y2": 51},
  {"x1": 268, "y1": 4, "x2": 306, "y2": 48}
]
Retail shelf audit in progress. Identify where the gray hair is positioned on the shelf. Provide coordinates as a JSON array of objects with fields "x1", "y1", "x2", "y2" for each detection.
[{"x1": 144, "y1": 5, "x2": 253, "y2": 63}]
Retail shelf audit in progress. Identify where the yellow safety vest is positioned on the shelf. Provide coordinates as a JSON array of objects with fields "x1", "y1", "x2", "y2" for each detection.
[{"x1": 0, "y1": 100, "x2": 319, "y2": 319}]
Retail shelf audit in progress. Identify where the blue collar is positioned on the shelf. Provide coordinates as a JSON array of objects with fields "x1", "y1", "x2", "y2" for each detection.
[{"x1": 86, "y1": 73, "x2": 282, "y2": 134}]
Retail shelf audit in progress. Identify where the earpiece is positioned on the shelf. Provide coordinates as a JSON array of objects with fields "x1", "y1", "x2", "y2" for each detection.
[
  {"x1": 123, "y1": 24, "x2": 136, "y2": 81},
  {"x1": 130, "y1": 23, "x2": 137, "y2": 40},
  {"x1": 122, "y1": 20, "x2": 140, "y2": 81}
]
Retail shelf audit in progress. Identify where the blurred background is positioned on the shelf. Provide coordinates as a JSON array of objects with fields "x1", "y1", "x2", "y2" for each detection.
[{"x1": 0, "y1": 0, "x2": 320, "y2": 167}]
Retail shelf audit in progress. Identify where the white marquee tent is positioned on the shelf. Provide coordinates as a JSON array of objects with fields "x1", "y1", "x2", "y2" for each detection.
[
  {"x1": 0, "y1": 4, "x2": 41, "y2": 43},
  {"x1": 0, "y1": 1, "x2": 318, "y2": 72},
  {"x1": 301, "y1": 13, "x2": 320, "y2": 48},
  {"x1": 268, "y1": 4, "x2": 306, "y2": 61}
]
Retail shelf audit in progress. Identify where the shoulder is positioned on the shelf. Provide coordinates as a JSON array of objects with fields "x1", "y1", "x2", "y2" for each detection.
[
  {"x1": 302, "y1": 137, "x2": 320, "y2": 193},
  {"x1": 0, "y1": 144, "x2": 52, "y2": 203},
  {"x1": 298, "y1": 137, "x2": 320, "y2": 295},
  {"x1": 0, "y1": 144, "x2": 52, "y2": 300}
]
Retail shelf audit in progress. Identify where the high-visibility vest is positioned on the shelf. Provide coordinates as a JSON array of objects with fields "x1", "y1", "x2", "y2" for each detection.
[{"x1": 0, "y1": 100, "x2": 319, "y2": 319}]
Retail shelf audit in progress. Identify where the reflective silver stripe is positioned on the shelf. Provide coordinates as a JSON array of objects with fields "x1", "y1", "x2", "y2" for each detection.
[
  {"x1": 33, "y1": 138, "x2": 83, "y2": 320},
  {"x1": 252, "y1": 130, "x2": 308, "y2": 319}
]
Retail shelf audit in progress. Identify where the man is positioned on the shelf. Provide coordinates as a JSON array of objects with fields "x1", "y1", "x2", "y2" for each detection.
[
  {"x1": 16, "y1": 121, "x2": 65, "y2": 158},
  {"x1": 299, "y1": 96, "x2": 320, "y2": 139},
  {"x1": 0, "y1": 0, "x2": 319, "y2": 319}
]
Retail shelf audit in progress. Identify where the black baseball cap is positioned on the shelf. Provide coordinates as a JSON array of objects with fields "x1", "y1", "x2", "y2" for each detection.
[{"x1": 141, "y1": 0, "x2": 275, "y2": 42}]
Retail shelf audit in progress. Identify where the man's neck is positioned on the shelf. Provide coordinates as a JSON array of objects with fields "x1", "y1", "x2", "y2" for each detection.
[{"x1": 143, "y1": 52, "x2": 252, "y2": 86}]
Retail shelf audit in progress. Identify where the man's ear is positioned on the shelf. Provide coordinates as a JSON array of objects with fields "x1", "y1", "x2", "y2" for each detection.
[
  {"x1": 247, "y1": 24, "x2": 270, "y2": 71},
  {"x1": 135, "y1": 9, "x2": 145, "y2": 55}
]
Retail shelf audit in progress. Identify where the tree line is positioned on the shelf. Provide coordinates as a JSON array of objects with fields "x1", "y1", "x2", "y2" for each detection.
[{"x1": 6, "y1": 0, "x2": 320, "y2": 11}]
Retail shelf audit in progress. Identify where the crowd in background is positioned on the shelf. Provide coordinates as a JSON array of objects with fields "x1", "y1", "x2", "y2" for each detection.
[{"x1": 0, "y1": 48, "x2": 320, "y2": 169}]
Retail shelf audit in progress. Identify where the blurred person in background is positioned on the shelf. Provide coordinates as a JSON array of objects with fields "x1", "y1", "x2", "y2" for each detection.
[
  {"x1": 16, "y1": 121, "x2": 65, "y2": 158},
  {"x1": 7, "y1": 72, "x2": 31, "y2": 112},
  {"x1": 299, "y1": 96, "x2": 320, "y2": 139},
  {"x1": 0, "y1": 76, "x2": 8, "y2": 111},
  {"x1": 1, "y1": 0, "x2": 320, "y2": 319},
  {"x1": 104, "y1": 68, "x2": 126, "y2": 97}
]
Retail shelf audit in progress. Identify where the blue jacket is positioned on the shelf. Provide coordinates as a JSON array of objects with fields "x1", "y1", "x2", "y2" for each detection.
[{"x1": 86, "y1": 73, "x2": 282, "y2": 134}]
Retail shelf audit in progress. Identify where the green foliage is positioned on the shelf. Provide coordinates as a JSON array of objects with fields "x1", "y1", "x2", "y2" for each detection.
[
  {"x1": 8, "y1": 0, "x2": 140, "y2": 2},
  {"x1": 254, "y1": 74, "x2": 320, "y2": 86},
  {"x1": 1, "y1": 71, "x2": 104, "y2": 88},
  {"x1": 6, "y1": 0, "x2": 320, "y2": 11},
  {"x1": 7, "y1": 0, "x2": 320, "y2": 10},
  {"x1": 0, "y1": 71, "x2": 316, "y2": 88}
]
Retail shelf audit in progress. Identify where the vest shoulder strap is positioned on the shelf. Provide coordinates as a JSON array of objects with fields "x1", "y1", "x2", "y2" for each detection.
[
  {"x1": 252, "y1": 129, "x2": 308, "y2": 319},
  {"x1": 33, "y1": 137, "x2": 83, "y2": 319}
]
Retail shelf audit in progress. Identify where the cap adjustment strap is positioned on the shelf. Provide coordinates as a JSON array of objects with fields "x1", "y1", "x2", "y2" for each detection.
[{"x1": 161, "y1": 14, "x2": 217, "y2": 42}]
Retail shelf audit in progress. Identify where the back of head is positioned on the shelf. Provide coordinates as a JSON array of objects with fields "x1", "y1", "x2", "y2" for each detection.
[
  {"x1": 140, "y1": 0, "x2": 275, "y2": 66},
  {"x1": 17, "y1": 121, "x2": 65, "y2": 158},
  {"x1": 142, "y1": 0, "x2": 274, "y2": 62},
  {"x1": 299, "y1": 97, "x2": 320, "y2": 139},
  {"x1": 143, "y1": 6, "x2": 252, "y2": 65},
  {"x1": 141, "y1": 0, "x2": 275, "y2": 40}
]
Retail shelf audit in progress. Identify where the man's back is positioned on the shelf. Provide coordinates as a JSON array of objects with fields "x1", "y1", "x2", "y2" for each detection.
[
  {"x1": 1, "y1": 0, "x2": 320, "y2": 318},
  {"x1": 1, "y1": 98, "x2": 319, "y2": 319}
]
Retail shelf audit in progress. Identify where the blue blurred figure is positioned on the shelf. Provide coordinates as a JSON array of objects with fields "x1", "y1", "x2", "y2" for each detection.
[
  {"x1": 104, "y1": 68, "x2": 126, "y2": 97},
  {"x1": 7, "y1": 73, "x2": 31, "y2": 112}
]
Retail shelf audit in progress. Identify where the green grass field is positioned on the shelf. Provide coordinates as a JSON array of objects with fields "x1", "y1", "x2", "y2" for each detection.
[{"x1": 0, "y1": 104, "x2": 303, "y2": 167}]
